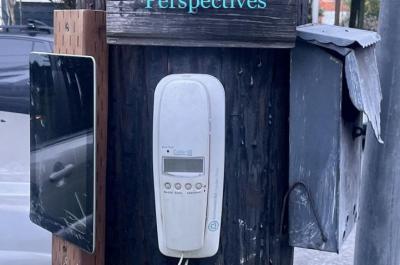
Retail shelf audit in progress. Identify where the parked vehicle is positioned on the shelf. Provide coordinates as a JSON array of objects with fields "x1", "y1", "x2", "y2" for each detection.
[
  {"x1": 0, "y1": 20, "x2": 53, "y2": 265},
  {"x1": 0, "y1": 20, "x2": 53, "y2": 113},
  {"x1": 0, "y1": 111, "x2": 51, "y2": 265}
]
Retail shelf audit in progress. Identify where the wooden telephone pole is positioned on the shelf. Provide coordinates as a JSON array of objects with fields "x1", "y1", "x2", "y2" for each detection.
[
  {"x1": 354, "y1": 0, "x2": 400, "y2": 264},
  {"x1": 335, "y1": 0, "x2": 342, "y2": 25}
]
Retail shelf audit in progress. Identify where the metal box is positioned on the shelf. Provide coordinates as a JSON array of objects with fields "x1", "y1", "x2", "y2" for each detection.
[{"x1": 288, "y1": 24, "x2": 382, "y2": 252}]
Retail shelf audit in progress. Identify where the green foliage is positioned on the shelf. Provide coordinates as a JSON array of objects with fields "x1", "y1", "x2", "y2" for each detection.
[
  {"x1": 364, "y1": 0, "x2": 380, "y2": 31},
  {"x1": 365, "y1": 0, "x2": 380, "y2": 18}
]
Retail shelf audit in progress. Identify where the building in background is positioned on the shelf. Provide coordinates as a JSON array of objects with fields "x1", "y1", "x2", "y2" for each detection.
[{"x1": 320, "y1": 0, "x2": 350, "y2": 25}]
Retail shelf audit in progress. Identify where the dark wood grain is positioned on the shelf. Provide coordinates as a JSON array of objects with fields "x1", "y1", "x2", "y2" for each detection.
[
  {"x1": 106, "y1": 0, "x2": 297, "y2": 48},
  {"x1": 296, "y1": 0, "x2": 308, "y2": 25},
  {"x1": 106, "y1": 46, "x2": 293, "y2": 265}
]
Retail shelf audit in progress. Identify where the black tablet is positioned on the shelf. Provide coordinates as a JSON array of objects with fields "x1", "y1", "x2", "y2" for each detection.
[{"x1": 29, "y1": 53, "x2": 96, "y2": 253}]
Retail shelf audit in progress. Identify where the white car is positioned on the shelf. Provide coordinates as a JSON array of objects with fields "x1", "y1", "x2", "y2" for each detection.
[
  {"x1": 0, "y1": 22, "x2": 53, "y2": 264},
  {"x1": 0, "y1": 111, "x2": 51, "y2": 265}
]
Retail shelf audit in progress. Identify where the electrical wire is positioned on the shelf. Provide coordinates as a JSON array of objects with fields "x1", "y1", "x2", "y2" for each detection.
[
  {"x1": 177, "y1": 253, "x2": 190, "y2": 265},
  {"x1": 184, "y1": 258, "x2": 190, "y2": 265},
  {"x1": 280, "y1": 182, "x2": 327, "y2": 243},
  {"x1": 177, "y1": 253, "x2": 184, "y2": 265}
]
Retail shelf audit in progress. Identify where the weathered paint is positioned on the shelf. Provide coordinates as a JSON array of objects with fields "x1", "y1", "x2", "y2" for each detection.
[{"x1": 289, "y1": 41, "x2": 363, "y2": 253}]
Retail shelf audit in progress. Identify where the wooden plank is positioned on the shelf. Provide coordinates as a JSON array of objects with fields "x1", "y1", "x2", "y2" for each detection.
[
  {"x1": 349, "y1": 0, "x2": 365, "y2": 29},
  {"x1": 106, "y1": 0, "x2": 297, "y2": 48},
  {"x1": 53, "y1": 9, "x2": 108, "y2": 265},
  {"x1": 335, "y1": 0, "x2": 341, "y2": 25},
  {"x1": 296, "y1": 0, "x2": 309, "y2": 25},
  {"x1": 105, "y1": 45, "x2": 293, "y2": 265}
]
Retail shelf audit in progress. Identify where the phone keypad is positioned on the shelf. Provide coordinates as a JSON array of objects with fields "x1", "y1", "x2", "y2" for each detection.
[{"x1": 163, "y1": 182, "x2": 205, "y2": 192}]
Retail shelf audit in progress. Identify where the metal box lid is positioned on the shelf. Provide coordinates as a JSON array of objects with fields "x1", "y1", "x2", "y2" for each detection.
[
  {"x1": 297, "y1": 24, "x2": 381, "y2": 48},
  {"x1": 296, "y1": 24, "x2": 383, "y2": 142}
]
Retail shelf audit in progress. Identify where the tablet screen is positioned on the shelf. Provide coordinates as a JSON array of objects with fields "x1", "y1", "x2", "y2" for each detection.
[{"x1": 29, "y1": 52, "x2": 96, "y2": 253}]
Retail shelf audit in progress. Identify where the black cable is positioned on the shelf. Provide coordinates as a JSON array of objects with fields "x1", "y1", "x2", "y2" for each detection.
[{"x1": 280, "y1": 182, "x2": 328, "y2": 243}]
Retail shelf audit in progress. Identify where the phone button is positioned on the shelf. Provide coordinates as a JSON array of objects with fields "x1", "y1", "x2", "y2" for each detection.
[
  {"x1": 195, "y1": 183, "x2": 203, "y2": 190},
  {"x1": 175, "y1": 183, "x2": 182, "y2": 190},
  {"x1": 185, "y1": 183, "x2": 192, "y2": 190},
  {"x1": 164, "y1": 183, "x2": 172, "y2": 189}
]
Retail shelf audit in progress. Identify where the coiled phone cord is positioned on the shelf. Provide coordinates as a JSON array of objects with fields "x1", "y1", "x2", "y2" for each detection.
[{"x1": 178, "y1": 253, "x2": 190, "y2": 265}]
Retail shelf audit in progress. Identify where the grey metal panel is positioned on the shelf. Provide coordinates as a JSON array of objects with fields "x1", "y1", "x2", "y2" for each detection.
[
  {"x1": 345, "y1": 46, "x2": 383, "y2": 142},
  {"x1": 289, "y1": 25, "x2": 381, "y2": 254},
  {"x1": 306, "y1": 40, "x2": 353, "y2": 56},
  {"x1": 297, "y1": 24, "x2": 381, "y2": 48},
  {"x1": 289, "y1": 41, "x2": 342, "y2": 252},
  {"x1": 338, "y1": 88, "x2": 363, "y2": 251}
]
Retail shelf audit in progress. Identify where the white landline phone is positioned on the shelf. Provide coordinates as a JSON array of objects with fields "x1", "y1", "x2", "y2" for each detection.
[{"x1": 153, "y1": 74, "x2": 225, "y2": 258}]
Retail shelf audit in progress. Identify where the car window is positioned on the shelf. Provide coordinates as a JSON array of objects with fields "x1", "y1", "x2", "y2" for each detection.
[
  {"x1": 0, "y1": 38, "x2": 33, "y2": 55},
  {"x1": 33, "y1": 41, "x2": 50, "y2": 52},
  {"x1": 0, "y1": 38, "x2": 33, "y2": 70},
  {"x1": 30, "y1": 55, "x2": 94, "y2": 149}
]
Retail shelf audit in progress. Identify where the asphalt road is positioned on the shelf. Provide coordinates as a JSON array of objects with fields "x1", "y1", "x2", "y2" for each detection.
[{"x1": 294, "y1": 229, "x2": 355, "y2": 265}]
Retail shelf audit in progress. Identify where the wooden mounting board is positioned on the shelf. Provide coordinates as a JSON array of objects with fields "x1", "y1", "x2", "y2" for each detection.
[
  {"x1": 106, "y1": 0, "x2": 297, "y2": 48},
  {"x1": 53, "y1": 9, "x2": 108, "y2": 265}
]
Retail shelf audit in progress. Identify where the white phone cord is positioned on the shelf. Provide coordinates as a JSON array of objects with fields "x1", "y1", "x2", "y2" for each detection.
[
  {"x1": 177, "y1": 253, "x2": 190, "y2": 265},
  {"x1": 178, "y1": 253, "x2": 184, "y2": 265}
]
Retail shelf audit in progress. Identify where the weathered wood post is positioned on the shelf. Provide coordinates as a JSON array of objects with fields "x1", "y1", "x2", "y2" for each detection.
[
  {"x1": 104, "y1": 1, "x2": 307, "y2": 265},
  {"x1": 354, "y1": 0, "x2": 400, "y2": 264},
  {"x1": 349, "y1": 0, "x2": 365, "y2": 28}
]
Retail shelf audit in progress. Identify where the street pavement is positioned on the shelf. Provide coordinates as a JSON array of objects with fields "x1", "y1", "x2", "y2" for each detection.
[{"x1": 294, "y1": 229, "x2": 355, "y2": 265}]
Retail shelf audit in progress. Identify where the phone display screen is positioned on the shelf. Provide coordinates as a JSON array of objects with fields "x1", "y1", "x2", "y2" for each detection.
[
  {"x1": 163, "y1": 157, "x2": 204, "y2": 173},
  {"x1": 29, "y1": 52, "x2": 96, "y2": 253}
]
